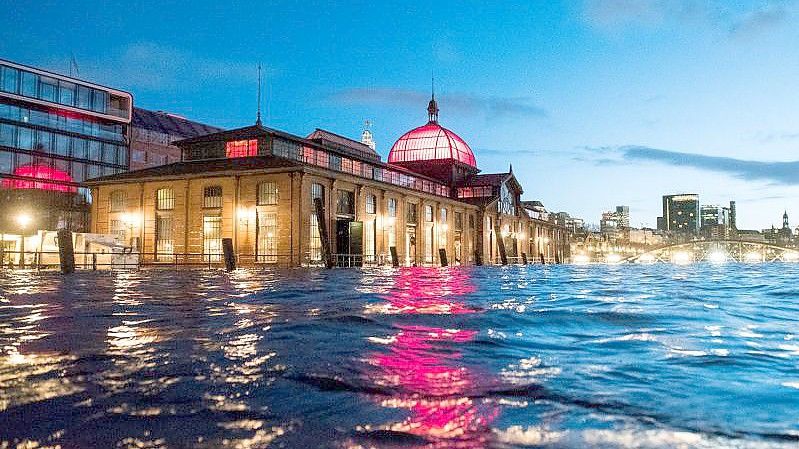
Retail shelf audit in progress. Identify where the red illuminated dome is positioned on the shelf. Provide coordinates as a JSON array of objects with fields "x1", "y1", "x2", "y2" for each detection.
[{"x1": 388, "y1": 97, "x2": 476, "y2": 168}]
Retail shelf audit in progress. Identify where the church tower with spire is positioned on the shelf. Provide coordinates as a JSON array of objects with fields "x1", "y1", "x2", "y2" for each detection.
[{"x1": 361, "y1": 120, "x2": 376, "y2": 151}]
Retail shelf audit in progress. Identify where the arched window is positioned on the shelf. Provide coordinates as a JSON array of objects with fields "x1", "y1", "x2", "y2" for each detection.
[
  {"x1": 109, "y1": 190, "x2": 126, "y2": 212},
  {"x1": 156, "y1": 188, "x2": 174, "y2": 210},
  {"x1": 203, "y1": 185, "x2": 222, "y2": 208},
  {"x1": 257, "y1": 182, "x2": 278, "y2": 205}
]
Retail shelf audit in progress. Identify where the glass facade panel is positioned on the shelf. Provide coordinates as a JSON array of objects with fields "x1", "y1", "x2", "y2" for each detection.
[
  {"x1": 39, "y1": 77, "x2": 57, "y2": 102},
  {"x1": 1, "y1": 66, "x2": 18, "y2": 93}
]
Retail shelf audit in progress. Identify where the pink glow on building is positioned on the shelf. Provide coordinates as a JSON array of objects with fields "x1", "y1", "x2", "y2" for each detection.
[
  {"x1": 2, "y1": 165, "x2": 77, "y2": 193},
  {"x1": 388, "y1": 122, "x2": 477, "y2": 168}
]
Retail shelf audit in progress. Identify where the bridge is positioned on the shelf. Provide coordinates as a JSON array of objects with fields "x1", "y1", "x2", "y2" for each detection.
[{"x1": 622, "y1": 239, "x2": 799, "y2": 264}]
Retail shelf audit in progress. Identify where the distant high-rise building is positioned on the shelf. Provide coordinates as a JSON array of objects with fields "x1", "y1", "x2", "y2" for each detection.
[
  {"x1": 700, "y1": 204, "x2": 731, "y2": 239},
  {"x1": 662, "y1": 194, "x2": 700, "y2": 235},
  {"x1": 615, "y1": 205, "x2": 630, "y2": 228},
  {"x1": 729, "y1": 201, "x2": 737, "y2": 231}
]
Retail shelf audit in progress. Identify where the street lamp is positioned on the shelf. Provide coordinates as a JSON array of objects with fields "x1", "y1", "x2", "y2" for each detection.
[{"x1": 16, "y1": 213, "x2": 31, "y2": 268}]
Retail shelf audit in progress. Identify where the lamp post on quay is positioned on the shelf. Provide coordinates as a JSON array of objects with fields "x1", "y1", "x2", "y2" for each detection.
[{"x1": 16, "y1": 213, "x2": 31, "y2": 268}]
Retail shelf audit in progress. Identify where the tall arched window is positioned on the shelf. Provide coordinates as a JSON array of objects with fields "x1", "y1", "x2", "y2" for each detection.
[
  {"x1": 109, "y1": 190, "x2": 126, "y2": 212},
  {"x1": 203, "y1": 185, "x2": 222, "y2": 208},
  {"x1": 257, "y1": 182, "x2": 278, "y2": 205}
]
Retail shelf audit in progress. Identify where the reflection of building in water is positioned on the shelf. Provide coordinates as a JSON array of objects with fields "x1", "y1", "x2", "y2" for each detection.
[
  {"x1": 363, "y1": 268, "x2": 497, "y2": 447},
  {"x1": 86, "y1": 95, "x2": 572, "y2": 266}
]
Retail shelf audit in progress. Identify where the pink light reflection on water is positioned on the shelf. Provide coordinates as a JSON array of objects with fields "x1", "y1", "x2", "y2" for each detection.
[{"x1": 364, "y1": 268, "x2": 498, "y2": 448}]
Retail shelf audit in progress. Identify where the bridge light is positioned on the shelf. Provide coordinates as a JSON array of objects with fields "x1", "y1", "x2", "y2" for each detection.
[
  {"x1": 672, "y1": 251, "x2": 693, "y2": 265},
  {"x1": 783, "y1": 252, "x2": 799, "y2": 262},
  {"x1": 573, "y1": 253, "x2": 590, "y2": 265},
  {"x1": 638, "y1": 253, "x2": 656, "y2": 264},
  {"x1": 744, "y1": 251, "x2": 762, "y2": 263},
  {"x1": 606, "y1": 253, "x2": 622, "y2": 264},
  {"x1": 708, "y1": 251, "x2": 727, "y2": 264}
]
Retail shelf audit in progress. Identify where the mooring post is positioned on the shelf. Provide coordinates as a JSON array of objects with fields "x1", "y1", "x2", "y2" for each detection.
[
  {"x1": 92, "y1": 253, "x2": 97, "y2": 271},
  {"x1": 474, "y1": 249, "x2": 483, "y2": 266},
  {"x1": 521, "y1": 252, "x2": 528, "y2": 264},
  {"x1": 439, "y1": 248, "x2": 448, "y2": 267},
  {"x1": 57, "y1": 229, "x2": 75, "y2": 275},
  {"x1": 389, "y1": 246, "x2": 399, "y2": 267},
  {"x1": 313, "y1": 197, "x2": 335, "y2": 269},
  {"x1": 540, "y1": 253, "x2": 545, "y2": 264},
  {"x1": 222, "y1": 238, "x2": 236, "y2": 271},
  {"x1": 493, "y1": 223, "x2": 508, "y2": 265}
]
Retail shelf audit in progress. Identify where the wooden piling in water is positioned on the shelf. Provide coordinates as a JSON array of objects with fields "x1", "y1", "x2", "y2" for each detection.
[
  {"x1": 389, "y1": 246, "x2": 399, "y2": 267},
  {"x1": 521, "y1": 252, "x2": 528, "y2": 264},
  {"x1": 439, "y1": 248, "x2": 448, "y2": 267},
  {"x1": 57, "y1": 229, "x2": 75, "y2": 275},
  {"x1": 313, "y1": 197, "x2": 335, "y2": 269},
  {"x1": 222, "y1": 238, "x2": 236, "y2": 271}
]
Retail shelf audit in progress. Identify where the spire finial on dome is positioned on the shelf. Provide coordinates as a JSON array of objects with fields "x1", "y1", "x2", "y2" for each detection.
[{"x1": 427, "y1": 75, "x2": 439, "y2": 123}]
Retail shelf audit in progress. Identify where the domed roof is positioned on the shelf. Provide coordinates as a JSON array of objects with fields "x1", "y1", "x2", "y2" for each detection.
[{"x1": 387, "y1": 97, "x2": 476, "y2": 168}]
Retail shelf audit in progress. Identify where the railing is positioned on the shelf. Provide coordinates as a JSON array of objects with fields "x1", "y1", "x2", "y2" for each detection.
[{"x1": 0, "y1": 249, "x2": 557, "y2": 271}]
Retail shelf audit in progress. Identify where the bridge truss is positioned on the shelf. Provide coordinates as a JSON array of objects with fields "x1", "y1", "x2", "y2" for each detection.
[{"x1": 623, "y1": 240, "x2": 799, "y2": 264}]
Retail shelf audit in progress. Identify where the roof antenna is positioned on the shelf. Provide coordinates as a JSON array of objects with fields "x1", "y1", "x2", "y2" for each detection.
[
  {"x1": 427, "y1": 71, "x2": 439, "y2": 123},
  {"x1": 256, "y1": 63, "x2": 263, "y2": 126}
]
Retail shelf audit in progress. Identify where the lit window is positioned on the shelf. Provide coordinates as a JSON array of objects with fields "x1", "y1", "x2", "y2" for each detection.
[
  {"x1": 257, "y1": 211, "x2": 278, "y2": 263},
  {"x1": 225, "y1": 139, "x2": 258, "y2": 158},
  {"x1": 203, "y1": 215, "x2": 223, "y2": 262},
  {"x1": 387, "y1": 198, "x2": 397, "y2": 217},
  {"x1": 365, "y1": 194, "x2": 377, "y2": 214},
  {"x1": 257, "y1": 182, "x2": 278, "y2": 205},
  {"x1": 425, "y1": 205, "x2": 434, "y2": 222},
  {"x1": 156, "y1": 188, "x2": 174, "y2": 210},
  {"x1": 203, "y1": 185, "x2": 222, "y2": 208},
  {"x1": 155, "y1": 216, "x2": 173, "y2": 260}
]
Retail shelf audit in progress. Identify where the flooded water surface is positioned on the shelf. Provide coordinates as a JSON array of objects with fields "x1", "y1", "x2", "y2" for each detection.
[{"x1": 1, "y1": 264, "x2": 798, "y2": 448}]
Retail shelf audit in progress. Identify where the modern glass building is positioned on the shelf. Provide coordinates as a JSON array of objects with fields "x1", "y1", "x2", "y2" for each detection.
[{"x1": 0, "y1": 59, "x2": 132, "y2": 233}]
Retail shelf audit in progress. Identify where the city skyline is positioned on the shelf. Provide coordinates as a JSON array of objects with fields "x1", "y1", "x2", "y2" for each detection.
[{"x1": 3, "y1": 1, "x2": 799, "y2": 229}]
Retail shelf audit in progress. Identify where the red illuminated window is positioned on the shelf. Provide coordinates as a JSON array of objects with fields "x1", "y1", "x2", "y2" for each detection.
[{"x1": 225, "y1": 139, "x2": 258, "y2": 158}]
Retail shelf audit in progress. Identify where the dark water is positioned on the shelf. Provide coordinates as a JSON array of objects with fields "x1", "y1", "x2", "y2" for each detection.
[{"x1": 1, "y1": 264, "x2": 798, "y2": 448}]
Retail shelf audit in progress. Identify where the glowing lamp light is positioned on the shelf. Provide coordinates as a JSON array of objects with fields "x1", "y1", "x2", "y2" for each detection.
[
  {"x1": 440, "y1": 224, "x2": 449, "y2": 232},
  {"x1": 385, "y1": 216, "x2": 396, "y2": 226},
  {"x1": 708, "y1": 251, "x2": 727, "y2": 264},
  {"x1": 16, "y1": 213, "x2": 32, "y2": 228},
  {"x1": 744, "y1": 251, "x2": 762, "y2": 263},
  {"x1": 672, "y1": 251, "x2": 693, "y2": 265},
  {"x1": 606, "y1": 253, "x2": 622, "y2": 264},
  {"x1": 120, "y1": 212, "x2": 140, "y2": 227},
  {"x1": 501, "y1": 229, "x2": 510, "y2": 238},
  {"x1": 573, "y1": 253, "x2": 591, "y2": 265}
]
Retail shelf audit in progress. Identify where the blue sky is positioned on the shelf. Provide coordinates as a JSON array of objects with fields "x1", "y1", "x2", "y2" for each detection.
[{"x1": 2, "y1": 0, "x2": 799, "y2": 230}]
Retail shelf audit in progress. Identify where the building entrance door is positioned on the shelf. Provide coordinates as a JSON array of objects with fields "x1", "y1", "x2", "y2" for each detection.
[
  {"x1": 335, "y1": 218, "x2": 363, "y2": 267},
  {"x1": 405, "y1": 226, "x2": 417, "y2": 266}
]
